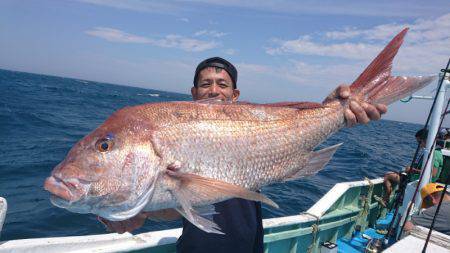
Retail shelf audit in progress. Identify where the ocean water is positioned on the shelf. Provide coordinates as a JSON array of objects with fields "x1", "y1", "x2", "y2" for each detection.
[{"x1": 0, "y1": 69, "x2": 421, "y2": 241}]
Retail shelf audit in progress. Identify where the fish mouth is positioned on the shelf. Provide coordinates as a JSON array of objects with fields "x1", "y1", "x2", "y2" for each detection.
[{"x1": 44, "y1": 176, "x2": 89, "y2": 202}]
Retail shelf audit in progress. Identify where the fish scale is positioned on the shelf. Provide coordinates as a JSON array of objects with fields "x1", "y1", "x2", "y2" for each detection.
[{"x1": 150, "y1": 102, "x2": 343, "y2": 189}]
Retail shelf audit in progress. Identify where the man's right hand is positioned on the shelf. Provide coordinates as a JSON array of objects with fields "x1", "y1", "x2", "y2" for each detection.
[{"x1": 405, "y1": 166, "x2": 421, "y2": 174}]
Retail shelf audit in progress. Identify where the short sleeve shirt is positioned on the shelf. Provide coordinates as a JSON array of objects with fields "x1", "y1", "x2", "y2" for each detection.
[
  {"x1": 176, "y1": 198, "x2": 264, "y2": 253},
  {"x1": 411, "y1": 201, "x2": 450, "y2": 236},
  {"x1": 408, "y1": 149, "x2": 443, "y2": 182}
]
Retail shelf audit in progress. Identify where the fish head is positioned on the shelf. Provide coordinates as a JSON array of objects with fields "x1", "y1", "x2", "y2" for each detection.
[{"x1": 44, "y1": 107, "x2": 162, "y2": 220}]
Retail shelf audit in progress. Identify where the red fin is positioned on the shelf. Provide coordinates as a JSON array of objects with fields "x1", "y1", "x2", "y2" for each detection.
[
  {"x1": 345, "y1": 27, "x2": 434, "y2": 106},
  {"x1": 167, "y1": 171, "x2": 278, "y2": 208},
  {"x1": 262, "y1": 102, "x2": 324, "y2": 109},
  {"x1": 350, "y1": 28, "x2": 408, "y2": 94},
  {"x1": 194, "y1": 98, "x2": 234, "y2": 104},
  {"x1": 167, "y1": 171, "x2": 278, "y2": 234},
  {"x1": 368, "y1": 75, "x2": 436, "y2": 105}
]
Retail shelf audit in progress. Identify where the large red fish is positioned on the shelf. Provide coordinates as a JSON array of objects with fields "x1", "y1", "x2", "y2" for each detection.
[{"x1": 44, "y1": 28, "x2": 433, "y2": 234}]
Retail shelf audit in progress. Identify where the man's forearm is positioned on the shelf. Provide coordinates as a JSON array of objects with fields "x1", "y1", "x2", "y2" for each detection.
[{"x1": 144, "y1": 208, "x2": 181, "y2": 221}]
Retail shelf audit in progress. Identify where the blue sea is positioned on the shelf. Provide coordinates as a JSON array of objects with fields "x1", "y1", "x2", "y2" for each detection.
[{"x1": 0, "y1": 68, "x2": 422, "y2": 241}]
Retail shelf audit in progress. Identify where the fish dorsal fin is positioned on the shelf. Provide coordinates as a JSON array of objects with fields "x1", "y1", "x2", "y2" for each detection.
[
  {"x1": 285, "y1": 143, "x2": 342, "y2": 181},
  {"x1": 195, "y1": 97, "x2": 235, "y2": 104},
  {"x1": 194, "y1": 99, "x2": 324, "y2": 110},
  {"x1": 233, "y1": 101, "x2": 324, "y2": 109},
  {"x1": 262, "y1": 102, "x2": 324, "y2": 110},
  {"x1": 167, "y1": 170, "x2": 278, "y2": 234}
]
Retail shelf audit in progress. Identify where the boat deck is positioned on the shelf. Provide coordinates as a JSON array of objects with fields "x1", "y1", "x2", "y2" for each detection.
[{"x1": 384, "y1": 226, "x2": 450, "y2": 253}]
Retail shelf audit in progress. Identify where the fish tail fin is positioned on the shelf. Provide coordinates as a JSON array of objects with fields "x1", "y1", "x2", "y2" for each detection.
[{"x1": 348, "y1": 27, "x2": 434, "y2": 106}]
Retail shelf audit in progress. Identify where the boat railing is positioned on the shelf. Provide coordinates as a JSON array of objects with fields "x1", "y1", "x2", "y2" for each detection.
[
  {"x1": 0, "y1": 197, "x2": 6, "y2": 238},
  {"x1": 263, "y1": 178, "x2": 386, "y2": 253},
  {"x1": 0, "y1": 178, "x2": 387, "y2": 253}
]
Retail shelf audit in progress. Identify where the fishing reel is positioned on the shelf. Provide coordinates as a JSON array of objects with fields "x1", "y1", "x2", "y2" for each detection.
[{"x1": 365, "y1": 238, "x2": 384, "y2": 253}]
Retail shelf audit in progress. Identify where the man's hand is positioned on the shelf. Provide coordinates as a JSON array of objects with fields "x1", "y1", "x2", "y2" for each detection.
[
  {"x1": 324, "y1": 85, "x2": 387, "y2": 127},
  {"x1": 404, "y1": 220, "x2": 415, "y2": 233},
  {"x1": 405, "y1": 166, "x2": 412, "y2": 173},
  {"x1": 97, "y1": 209, "x2": 181, "y2": 234},
  {"x1": 98, "y1": 213, "x2": 148, "y2": 234}
]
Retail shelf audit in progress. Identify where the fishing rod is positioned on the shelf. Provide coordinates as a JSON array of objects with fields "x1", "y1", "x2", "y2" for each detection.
[
  {"x1": 422, "y1": 67, "x2": 450, "y2": 253},
  {"x1": 397, "y1": 97, "x2": 450, "y2": 240},
  {"x1": 384, "y1": 58, "x2": 450, "y2": 243},
  {"x1": 397, "y1": 60, "x2": 450, "y2": 240},
  {"x1": 422, "y1": 171, "x2": 450, "y2": 252}
]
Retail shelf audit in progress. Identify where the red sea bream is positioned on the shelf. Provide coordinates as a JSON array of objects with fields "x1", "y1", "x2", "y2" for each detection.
[{"x1": 44, "y1": 28, "x2": 434, "y2": 233}]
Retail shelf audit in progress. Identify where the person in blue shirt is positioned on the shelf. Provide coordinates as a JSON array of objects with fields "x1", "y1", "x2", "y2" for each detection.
[{"x1": 99, "y1": 57, "x2": 387, "y2": 252}]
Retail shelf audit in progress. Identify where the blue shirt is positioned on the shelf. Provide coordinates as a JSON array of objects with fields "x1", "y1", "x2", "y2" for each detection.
[{"x1": 176, "y1": 198, "x2": 263, "y2": 253}]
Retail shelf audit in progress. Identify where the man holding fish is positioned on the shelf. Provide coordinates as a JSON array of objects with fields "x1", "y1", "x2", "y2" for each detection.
[
  {"x1": 45, "y1": 28, "x2": 433, "y2": 253},
  {"x1": 99, "y1": 56, "x2": 386, "y2": 252}
]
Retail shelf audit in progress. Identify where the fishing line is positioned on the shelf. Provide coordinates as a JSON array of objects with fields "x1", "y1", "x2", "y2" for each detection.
[
  {"x1": 422, "y1": 172, "x2": 450, "y2": 252},
  {"x1": 397, "y1": 59, "x2": 450, "y2": 240},
  {"x1": 398, "y1": 96, "x2": 450, "y2": 240},
  {"x1": 422, "y1": 65, "x2": 450, "y2": 253},
  {"x1": 386, "y1": 58, "x2": 450, "y2": 243}
]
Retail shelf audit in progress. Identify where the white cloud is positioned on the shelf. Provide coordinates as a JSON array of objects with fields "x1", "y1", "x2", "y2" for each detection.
[
  {"x1": 266, "y1": 36, "x2": 381, "y2": 60},
  {"x1": 325, "y1": 13, "x2": 450, "y2": 42},
  {"x1": 155, "y1": 34, "x2": 219, "y2": 52},
  {"x1": 224, "y1": 48, "x2": 237, "y2": 55},
  {"x1": 266, "y1": 13, "x2": 450, "y2": 75},
  {"x1": 85, "y1": 27, "x2": 151, "y2": 43},
  {"x1": 198, "y1": 1, "x2": 450, "y2": 18},
  {"x1": 178, "y1": 18, "x2": 190, "y2": 22},
  {"x1": 194, "y1": 30, "x2": 228, "y2": 38},
  {"x1": 85, "y1": 27, "x2": 219, "y2": 52},
  {"x1": 79, "y1": 0, "x2": 450, "y2": 18},
  {"x1": 78, "y1": 0, "x2": 183, "y2": 14},
  {"x1": 238, "y1": 60, "x2": 362, "y2": 89}
]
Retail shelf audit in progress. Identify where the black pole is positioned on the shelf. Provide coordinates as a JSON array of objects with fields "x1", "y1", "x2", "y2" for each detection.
[
  {"x1": 398, "y1": 97, "x2": 450, "y2": 240},
  {"x1": 388, "y1": 59, "x2": 450, "y2": 241},
  {"x1": 422, "y1": 177, "x2": 450, "y2": 252},
  {"x1": 422, "y1": 77, "x2": 450, "y2": 253},
  {"x1": 397, "y1": 60, "x2": 450, "y2": 239}
]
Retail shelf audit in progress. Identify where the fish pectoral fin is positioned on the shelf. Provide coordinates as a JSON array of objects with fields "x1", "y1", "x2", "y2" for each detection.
[
  {"x1": 174, "y1": 193, "x2": 223, "y2": 234},
  {"x1": 168, "y1": 171, "x2": 278, "y2": 208},
  {"x1": 193, "y1": 204, "x2": 218, "y2": 216},
  {"x1": 168, "y1": 171, "x2": 279, "y2": 234},
  {"x1": 285, "y1": 143, "x2": 342, "y2": 181}
]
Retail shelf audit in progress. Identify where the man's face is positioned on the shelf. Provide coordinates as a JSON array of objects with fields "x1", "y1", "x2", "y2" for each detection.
[
  {"x1": 416, "y1": 137, "x2": 426, "y2": 148},
  {"x1": 423, "y1": 191, "x2": 443, "y2": 208},
  {"x1": 191, "y1": 67, "x2": 240, "y2": 102}
]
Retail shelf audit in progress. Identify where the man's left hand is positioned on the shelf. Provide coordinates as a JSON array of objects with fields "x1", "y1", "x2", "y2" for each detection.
[
  {"x1": 98, "y1": 213, "x2": 147, "y2": 234},
  {"x1": 332, "y1": 85, "x2": 387, "y2": 127}
]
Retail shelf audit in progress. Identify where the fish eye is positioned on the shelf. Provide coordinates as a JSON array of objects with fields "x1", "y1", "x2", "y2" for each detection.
[{"x1": 96, "y1": 138, "x2": 114, "y2": 152}]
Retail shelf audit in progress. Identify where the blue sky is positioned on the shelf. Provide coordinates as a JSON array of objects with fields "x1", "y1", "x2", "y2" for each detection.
[{"x1": 1, "y1": 0, "x2": 450, "y2": 123}]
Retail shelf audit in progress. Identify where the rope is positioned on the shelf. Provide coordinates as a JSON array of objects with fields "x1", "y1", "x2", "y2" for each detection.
[
  {"x1": 305, "y1": 213, "x2": 320, "y2": 253},
  {"x1": 307, "y1": 224, "x2": 320, "y2": 253},
  {"x1": 357, "y1": 178, "x2": 373, "y2": 227}
]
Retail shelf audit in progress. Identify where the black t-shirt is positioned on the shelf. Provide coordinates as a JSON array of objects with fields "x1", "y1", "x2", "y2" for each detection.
[{"x1": 176, "y1": 198, "x2": 263, "y2": 253}]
